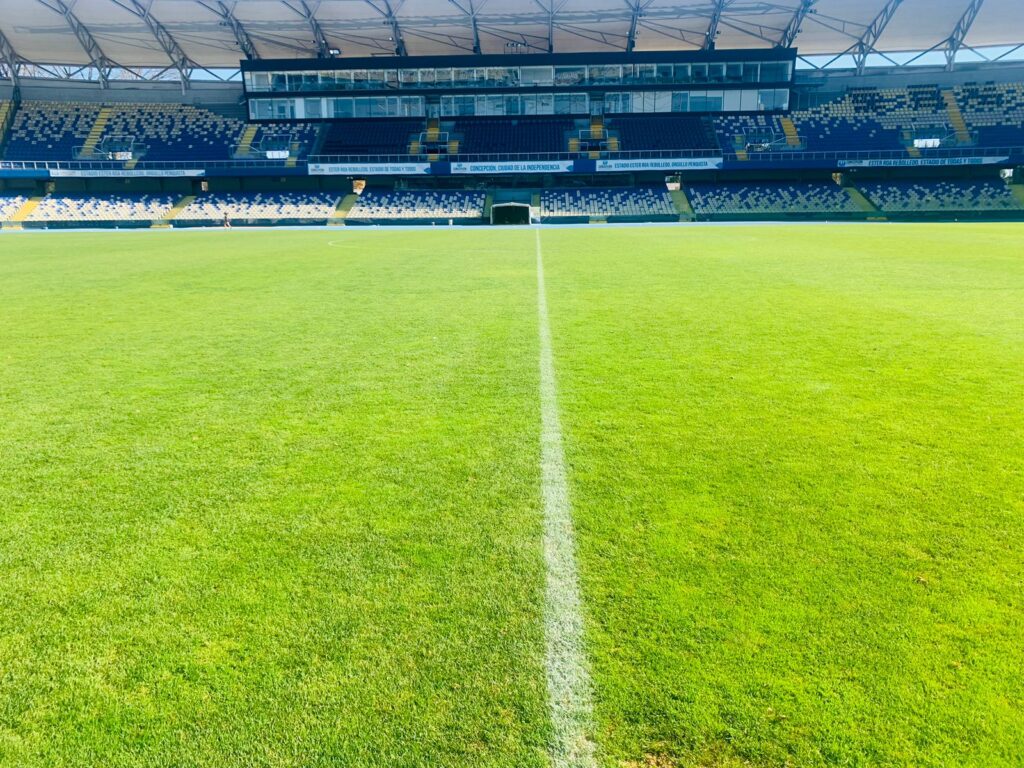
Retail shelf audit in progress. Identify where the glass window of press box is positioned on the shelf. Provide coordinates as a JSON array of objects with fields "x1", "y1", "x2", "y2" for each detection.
[
  {"x1": 245, "y1": 60, "x2": 792, "y2": 93},
  {"x1": 249, "y1": 87, "x2": 787, "y2": 120}
]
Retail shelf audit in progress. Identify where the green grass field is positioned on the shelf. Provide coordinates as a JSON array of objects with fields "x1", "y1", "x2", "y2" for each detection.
[{"x1": 1, "y1": 224, "x2": 1022, "y2": 767}]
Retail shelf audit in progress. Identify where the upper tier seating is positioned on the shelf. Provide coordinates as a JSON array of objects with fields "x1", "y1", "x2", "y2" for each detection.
[
  {"x1": 0, "y1": 194, "x2": 28, "y2": 220},
  {"x1": 26, "y1": 194, "x2": 177, "y2": 222},
  {"x1": 541, "y1": 187, "x2": 676, "y2": 217},
  {"x1": 348, "y1": 190, "x2": 486, "y2": 219},
  {"x1": 686, "y1": 181, "x2": 860, "y2": 214},
  {"x1": 4, "y1": 102, "x2": 102, "y2": 160},
  {"x1": 609, "y1": 115, "x2": 718, "y2": 152},
  {"x1": 178, "y1": 193, "x2": 340, "y2": 220},
  {"x1": 455, "y1": 118, "x2": 573, "y2": 155},
  {"x1": 247, "y1": 122, "x2": 321, "y2": 158},
  {"x1": 788, "y1": 92, "x2": 904, "y2": 152},
  {"x1": 99, "y1": 104, "x2": 246, "y2": 161},
  {"x1": 952, "y1": 82, "x2": 1024, "y2": 146},
  {"x1": 3, "y1": 102, "x2": 318, "y2": 162},
  {"x1": 859, "y1": 180, "x2": 1024, "y2": 212},
  {"x1": 716, "y1": 113, "x2": 785, "y2": 150},
  {"x1": 319, "y1": 119, "x2": 421, "y2": 156}
]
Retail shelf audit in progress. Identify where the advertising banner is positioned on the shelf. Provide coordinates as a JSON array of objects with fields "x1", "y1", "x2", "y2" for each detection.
[
  {"x1": 596, "y1": 157, "x2": 723, "y2": 172},
  {"x1": 309, "y1": 162, "x2": 431, "y2": 175},
  {"x1": 48, "y1": 169, "x2": 206, "y2": 178},
  {"x1": 838, "y1": 156, "x2": 1010, "y2": 168},
  {"x1": 450, "y1": 160, "x2": 574, "y2": 174}
]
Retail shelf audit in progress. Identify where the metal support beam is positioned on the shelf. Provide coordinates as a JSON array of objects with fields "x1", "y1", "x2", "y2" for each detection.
[
  {"x1": 0, "y1": 26, "x2": 23, "y2": 85},
  {"x1": 531, "y1": 0, "x2": 562, "y2": 53},
  {"x1": 852, "y1": 0, "x2": 904, "y2": 75},
  {"x1": 366, "y1": 0, "x2": 408, "y2": 56},
  {"x1": 445, "y1": 0, "x2": 484, "y2": 54},
  {"x1": 945, "y1": 0, "x2": 985, "y2": 70},
  {"x1": 196, "y1": 0, "x2": 260, "y2": 60},
  {"x1": 625, "y1": 0, "x2": 644, "y2": 52},
  {"x1": 35, "y1": 0, "x2": 115, "y2": 86},
  {"x1": 283, "y1": 0, "x2": 331, "y2": 58},
  {"x1": 703, "y1": 0, "x2": 727, "y2": 50},
  {"x1": 112, "y1": 0, "x2": 195, "y2": 89},
  {"x1": 778, "y1": 0, "x2": 815, "y2": 48}
]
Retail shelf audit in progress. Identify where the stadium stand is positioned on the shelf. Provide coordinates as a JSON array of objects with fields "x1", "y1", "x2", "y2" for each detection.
[
  {"x1": 177, "y1": 193, "x2": 340, "y2": 221},
  {"x1": 716, "y1": 113, "x2": 790, "y2": 155},
  {"x1": 541, "y1": 187, "x2": 676, "y2": 217},
  {"x1": 609, "y1": 115, "x2": 718, "y2": 152},
  {"x1": 319, "y1": 119, "x2": 421, "y2": 156},
  {"x1": 859, "y1": 179, "x2": 1024, "y2": 213},
  {"x1": 455, "y1": 118, "x2": 574, "y2": 155},
  {"x1": 2, "y1": 102, "x2": 319, "y2": 162},
  {"x1": 4, "y1": 102, "x2": 102, "y2": 161},
  {"x1": 0, "y1": 194, "x2": 28, "y2": 221},
  {"x1": 686, "y1": 181, "x2": 861, "y2": 215},
  {"x1": 347, "y1": 190, "x2": 486, "y2": 220},
  {"x1": 25, "y1": 194, "x2": 178, "y2": 222},
  {"x1": 953, "y1": 82, "x2": 1024, "y2": 146},
  {"x1": 93, "y1": 104, "x2": 247, "y2": 161}
]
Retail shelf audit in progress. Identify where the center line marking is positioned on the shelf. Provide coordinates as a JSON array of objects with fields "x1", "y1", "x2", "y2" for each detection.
[{"x1": 536, "y1": 228, "x2": 598, "y2": 768}]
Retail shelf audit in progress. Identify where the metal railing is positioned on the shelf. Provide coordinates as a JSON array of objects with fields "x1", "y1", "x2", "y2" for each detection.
[{"x1": 1, "y1": 144, "x2": 1021, "y2": 173}]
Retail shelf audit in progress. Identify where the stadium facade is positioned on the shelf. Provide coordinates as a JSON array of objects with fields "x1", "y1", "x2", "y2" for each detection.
[{"x1": 1, "y1": 0, "x2": 1023, "y2": 226}]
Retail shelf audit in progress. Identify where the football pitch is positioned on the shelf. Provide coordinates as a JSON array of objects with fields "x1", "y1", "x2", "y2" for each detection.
[{"x1": 1, "y1": 224, "x2": 1022, "y2": 767}]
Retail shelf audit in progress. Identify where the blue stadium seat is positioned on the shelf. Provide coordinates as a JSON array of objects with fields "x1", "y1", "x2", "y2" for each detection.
[{"x1": 686, "y1": 181, "x2": 860, "y2": 214}]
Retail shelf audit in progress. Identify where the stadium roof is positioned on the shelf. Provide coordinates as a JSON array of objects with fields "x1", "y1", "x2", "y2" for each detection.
[{"x1": 0, "y1": 0, "x2": 1022, "y2": 79}]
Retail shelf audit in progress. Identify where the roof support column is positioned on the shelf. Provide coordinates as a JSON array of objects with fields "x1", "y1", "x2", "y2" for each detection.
[
  {"x1": 703, "y1": 0, "x2": 727, "y2": 50},
  {"x1": 0, "y1": 27, "x2": 23, "y2": 86},
  {"x1": 196, "y1": 0, "x2": 260, "y2": 60},
  {"x1": 945, "y1": 0, "x2": 986, "y2": 70},
  {"x1": 852, "y1": 0, "x2": 904, "y2": 75},
  {"x1": 446, "y1": 0, "x2": 485, "y2": 54},
  {"x1": 35, "y1": 0, "x2": 116, "y2": 87},
  {"x1": 778, "y1": 0, "x2": 815, "y2": 48},
  {"x1": 113, "y1": 0, "x2": 196, "y2": 91},
  {"x1": 283, "y1": 0, "x2": 331, "y2": 58},
  {"x1": 366, "y1": 0, "x2": 408, "y2": 56}
]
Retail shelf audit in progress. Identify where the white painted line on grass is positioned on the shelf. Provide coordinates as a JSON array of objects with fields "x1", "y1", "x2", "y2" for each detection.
[{"x1": 536, "y1": 228, "x2": 598, "y2": 768}]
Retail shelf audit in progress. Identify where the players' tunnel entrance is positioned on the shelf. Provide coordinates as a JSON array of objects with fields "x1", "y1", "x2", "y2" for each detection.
[{"x1": 491, "y1": 202, "x2": 531, "y2": 225}]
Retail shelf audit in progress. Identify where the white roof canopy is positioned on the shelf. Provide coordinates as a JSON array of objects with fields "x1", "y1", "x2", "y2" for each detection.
[{"x1": 0, "y1": 0, "x2": 1021, "y2": 72}]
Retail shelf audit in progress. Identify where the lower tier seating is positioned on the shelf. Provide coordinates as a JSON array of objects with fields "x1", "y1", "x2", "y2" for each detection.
[
  {"x1": 348, "y1": 191, "x2": 486, "y2": 219},
  {"x1": 26, "y1": 194, "x2": 177, "y2": 222},
  {"x1": 541, "y1": 187, "x2": 676, "y2": 217},
  {"x1": 859, "y1": 180, "x2": 1024, "y2": 212},
  {"x1": 686, "y1": 182, "x2": 860, "y2": 214},
  {"x1": 178, "y1": 193, "x2": 340, "y2": 220},
  {"x1": 0, "y1": 194, "x2": 28, "y2": 220}
]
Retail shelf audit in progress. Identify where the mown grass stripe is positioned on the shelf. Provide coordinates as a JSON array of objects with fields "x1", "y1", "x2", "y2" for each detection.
[{"x1": 536, "y1": 228, "x2": 598, "y2": 768}]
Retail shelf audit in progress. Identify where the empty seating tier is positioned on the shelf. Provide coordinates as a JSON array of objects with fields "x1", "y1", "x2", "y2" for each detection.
[
  {"x1": 686, "y1": 182, "x2": 860, "y2": 215},
  {"x1": 455, "y1": 118, "x2": 574, "y2": 155},
  {"x1": 859, "y1": 180, "x2": 1024, "y2": 212},
  {"x1": 609, "y1": 115, "x2": 718, "y2": 152},
  {"x1": 347, "y1": 191, "x2": 486, "y2": 220},
  {"x1": 2, "y1": 102, "x2": 319, "y2": 162},
  {"x1": 4, "y1": 102, "x2": 102, "y2": 160},
  {"x1": 178, "y1": 193, "x2": 340, "y2": 220},
  {"x1": 541, "y1": 188, "x2": 676, "y2": 217},
  {"x1": 0, "y1": 194, "x2": 28, "y2": 221},
  {"x1": 319, "y1": 119, "x2": 421, "y2": 156},
  {"x1": 26, "y1": 194, "x2": 177, "y2": 222}
]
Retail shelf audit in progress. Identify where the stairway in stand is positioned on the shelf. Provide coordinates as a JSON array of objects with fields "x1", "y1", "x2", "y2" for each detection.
[
  {"x1": 79, "y1": 106, "x2": 113, "y2": 158},
  {"x1": 941, "y1": 90, "x2": 972, "y2": 144},
  {"x1": 2, "y1": 196, "x2": 45, "y2": 229}
]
